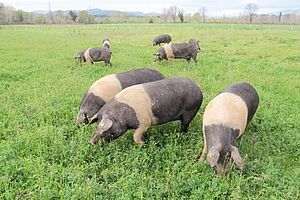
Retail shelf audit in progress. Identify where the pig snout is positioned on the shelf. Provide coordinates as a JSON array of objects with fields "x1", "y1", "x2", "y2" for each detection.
[
  {"x1": 153, "y1": 54, "x2": 159, "y2": 62},
  {"x1": 89, "y1": 131, "x2": 113, "y2": 145},
  {"x1": 89, "y1": 132, "x2": 102, "y2": 145},
  {"x1": 215, "y1": 164, "x2": 229, "y2": 176},
  {"x1": 77, "y1": 110, "x2": 89, "y2": 124}
]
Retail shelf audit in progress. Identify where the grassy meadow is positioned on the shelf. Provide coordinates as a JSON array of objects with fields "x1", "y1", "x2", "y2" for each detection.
[{"x1": 0, "y1": 23, "x2": 300, "y2": 199}]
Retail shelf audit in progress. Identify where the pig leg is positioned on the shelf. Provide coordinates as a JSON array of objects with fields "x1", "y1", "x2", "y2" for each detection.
[
  {"x1": 104, "y1": 59, "x2": 110, "y2": 66},
  {"x1": 199, "y1": 130, "x2": 207, "y2": 162},
  {"x1": 199, "y1": 140, "x2": 207, "y2": 162},
  {"x1": 192, "y1": 54, "x2": 198, "y2": 63},
  {"x1": 133, "y1": 125, "x2": 150, "y2": 145},
  {"x1": 180, "y1": 117, "x2": 190, "y2": 132},
  {"x1": 186, "y1": 58, "x2": 191, "y2": 63},
  {"x1": 180, "y1": 109, "x2": 198, "y2": 132}
]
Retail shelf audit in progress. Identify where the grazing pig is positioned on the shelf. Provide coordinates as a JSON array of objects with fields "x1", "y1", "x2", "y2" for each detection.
[
  {"x1": 152, "y1": 34, "x2": 172, "y2": 46},
  {"x1": 200, "y1": 82, "x2": 259, "y2": 175},
  {"x1": 102, "y1": 38, "x2": 111, "y2": 48},
  {"x1": 77, "y1": 68, "x2": 165, "y2": 124},
  {"x1": 89, "y1": 77, "x2": 203, "y2": 145},
  {"x1": 154, "y1": 39, "x2": 201, "y2": 63},
  {"x1": 75, "y1": 46, "x2": 112, "y2": 66}
]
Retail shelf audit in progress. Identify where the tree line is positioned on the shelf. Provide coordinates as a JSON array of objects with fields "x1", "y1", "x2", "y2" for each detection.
[{"x1": 0, "y1": 3, "x2": 299, "y2": 25}]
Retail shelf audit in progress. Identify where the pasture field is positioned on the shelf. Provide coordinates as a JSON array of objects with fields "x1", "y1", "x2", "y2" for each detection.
[{"x1": 0, "y1": 23, "x2": 300, "y2": 199}]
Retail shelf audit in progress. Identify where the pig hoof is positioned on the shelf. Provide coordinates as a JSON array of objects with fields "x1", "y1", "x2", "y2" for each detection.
[
  {"x1": 198, "y1": 155, "x2": 206, "y2": 162},
  {"x1": 135, "y1": 140, "x2": 146, "y2": 145},
  {"x1": 89, "y1": 140, "x2": 96, "y2": 145},
  {"x1": 137, "y1": 141, "x2": 146, "y2": 145}
]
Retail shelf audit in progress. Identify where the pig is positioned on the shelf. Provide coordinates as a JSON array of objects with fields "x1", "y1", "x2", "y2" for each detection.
[
  {"x1": 77, "y1": 68, "x2": 165, "y2": 125},
  {"x1": 199, "y1": 82, "x2": 259, "y2": 175},
  {"x1": 152, "y1": 34, "x2": 172, "y2": 46},
  {"x1": 88, "y1": 77, "x2": 203, "y2": 145},
  {"x1": 75, "y1": 46, "x2": 112, "y2": 66},
  {"x1": 154, "y1": 39, "x2": 201, "y2": 63}
]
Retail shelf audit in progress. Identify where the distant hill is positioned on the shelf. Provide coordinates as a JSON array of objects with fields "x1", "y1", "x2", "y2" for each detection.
[
  {"x1": 31, "y1": 8, "x2": 161, "y2": 17},
  {"x1": 87, "y1": 8, "x2": 143, "y2": 17},
  {"x1": 32, "y1": 8, "x2": 300, "y2": 17}
]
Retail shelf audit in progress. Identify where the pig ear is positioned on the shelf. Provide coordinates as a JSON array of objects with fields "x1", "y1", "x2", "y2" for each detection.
[
  {"x1": 207, "y1": 148, "x2": 220, "y2": 167},
  {"x1": 99, "y1": 117, "x2": 113, "y2": 131},
  {"x1": 231, "y1": 145, "x2": 244, "y2": 170},
  {"x1": 89, "y1": 113, "x2": 99, "y2": 124}
]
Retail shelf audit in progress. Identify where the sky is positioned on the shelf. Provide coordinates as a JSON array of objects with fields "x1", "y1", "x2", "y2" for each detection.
[{"x1": 1, "y1": 0, "x2": 300, "y2": 16}]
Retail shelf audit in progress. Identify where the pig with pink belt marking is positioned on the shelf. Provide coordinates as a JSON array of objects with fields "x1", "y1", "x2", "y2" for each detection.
[
  {"x1": 89, "y1": 77, "x2": 203, "y2": 145},
  {"x1": 200, "y1": 82, "x2": 259, "y2": 175},
  {"x1": 77, "y1": 68, "x2": 165, "y2": 125},
  {"x1": 154, "y1": 39, "x2": 201, "y2": 63},
  {"x1": 75, "y1": 38, "x2": 112, "y2": 65}
]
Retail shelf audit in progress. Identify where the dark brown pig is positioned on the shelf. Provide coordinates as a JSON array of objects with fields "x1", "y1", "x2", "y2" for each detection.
[
  {"x1": 152, "y1": 34, "x2": 172, "y2": 46},
  {"x1": 89, "y1": 77, "x2": 203, "y2": 145},
  {"x1": 75, "y1": 46, "x2": 112, "y2": 66},
  {"x1": 154, "y1": 39, "x2": 201, "y2": 63}
]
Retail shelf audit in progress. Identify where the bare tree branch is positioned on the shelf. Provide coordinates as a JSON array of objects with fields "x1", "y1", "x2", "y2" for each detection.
[
  {"x1": 245, "y1": 3, "x2": 258, "y2": 24},
  {"x1": 199, "y1": 7, "x2": 207, "y2": 23}
]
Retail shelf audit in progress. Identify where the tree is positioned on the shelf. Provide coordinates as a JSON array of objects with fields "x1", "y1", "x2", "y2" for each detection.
[
  {"x1": 69, "y1": 10, "x2": 77, "y2": 22},
  {"x1": 0, "y1": 3, "x2": 6, "y2": 23},
  {"x1": 278, "y1": 12, "x2": 282, "y2": 23},
  {"x1": 245, "y1": 3, "x2": 258, "y2": 24},
  {"x1": 169, "y1": 6, "x2": 177, "y2": 22},
  {"x1": 34, "y1": 15, "x2": 46, "y2": 24},
  {"x1": 199, "y1": 7, "x2": 207, "y2": 23},
  {"x1": 186, "y1": 13, "x2": 192, "y2": 23},
  {"x1": 161, "y1": 8, "x2": 170, "y2": 23},
  {"x1": 78, "y1": 11, "x2": 89, "y2": 24},
  {"x1": 178, "y1": 9, "x2": 184, "y2": 23},
  {"x1": 53, "y1": 10, "x2": 67, "y2": 24},
  {"x1": 15, "y1": 10, "x2": 29, "y2": 23},
  {"x1": 193, "y1": 12, "x2": 201, "y2": 23},
  {"x1": 16, "y1": 10, "x2": 23, "y2": 23},
  {"x1": 111, "y1": 11, "x2": 124, "y2": 23}
]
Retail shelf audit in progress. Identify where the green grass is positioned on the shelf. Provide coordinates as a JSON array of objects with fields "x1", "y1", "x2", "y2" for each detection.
[{"x1": 0, "y1": 24, "x2": 300, "y2": 199}]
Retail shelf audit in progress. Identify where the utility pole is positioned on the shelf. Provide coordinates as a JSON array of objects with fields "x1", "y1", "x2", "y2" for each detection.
[{"x1": 48, "y1": 1, "x2": 54, "y2": 23}]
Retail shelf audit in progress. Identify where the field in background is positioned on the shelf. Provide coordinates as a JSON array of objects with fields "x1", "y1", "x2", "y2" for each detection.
[{"x1": 0, "y1": 24, "x2": 299, "y2": 199}]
